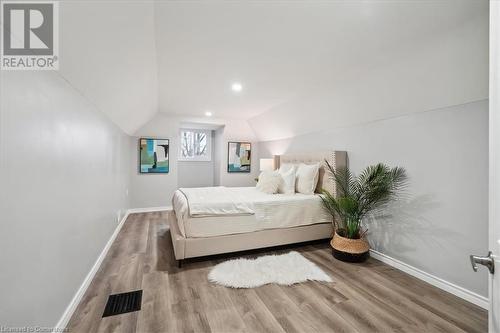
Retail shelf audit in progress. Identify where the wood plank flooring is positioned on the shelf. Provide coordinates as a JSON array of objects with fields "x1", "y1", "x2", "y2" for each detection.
[{"x1": 67, "y1": 212, "x2": 488, "y2": 333}]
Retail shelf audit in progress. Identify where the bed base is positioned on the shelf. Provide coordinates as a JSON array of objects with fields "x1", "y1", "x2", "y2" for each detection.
[{"x1": 168, "y1": 210, "x2": 333, "y2": 262}]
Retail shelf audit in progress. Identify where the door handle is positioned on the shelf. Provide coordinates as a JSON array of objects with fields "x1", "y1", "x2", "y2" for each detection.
[{"x1": 470, "y1": 251, "x2": 495, "y2": 274}]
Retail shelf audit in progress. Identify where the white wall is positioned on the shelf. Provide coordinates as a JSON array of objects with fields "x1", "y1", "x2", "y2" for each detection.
[
  {"x1": 178, "y1": 161, "x2": 215, "y2": 187},
  {"x1": 130, "y1": 114, "x2": 258, "y2": 208},
  {"x1": 178, "y1": 131, "x2": 216, "y2": 188},
  {"x1": 216, "y1": 120, "x2": 260, "y2": 188},
  {"x1": 489, "y1": 1, "x2": 500, "y2": 329},
  {"x1": 130, "y1": 115, "x2": 179, "y2": 209},
  {"x1": 214, "y1": 127, "x2": 224, "y2": 186},
  {"x1": 258, "y1": 100, "x2": 489, "y2": 297},
  {"x1": 0, "y1": 71, "x2": 131, "y2": 327}
]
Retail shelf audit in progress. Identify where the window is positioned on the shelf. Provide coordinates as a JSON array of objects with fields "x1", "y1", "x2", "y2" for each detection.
[{"x1": 179, "y1": 129, "x2": 212, "y2": 161}]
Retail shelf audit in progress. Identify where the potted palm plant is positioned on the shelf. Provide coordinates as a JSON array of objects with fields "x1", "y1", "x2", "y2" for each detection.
[{"x1": 320, "y1": 162, "x2": 408, "y2": 262}]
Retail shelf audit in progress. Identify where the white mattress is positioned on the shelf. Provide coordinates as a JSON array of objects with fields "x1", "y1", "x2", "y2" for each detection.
[{"x1": 172, "y1": 187, "x2": 331, "y2": 238}]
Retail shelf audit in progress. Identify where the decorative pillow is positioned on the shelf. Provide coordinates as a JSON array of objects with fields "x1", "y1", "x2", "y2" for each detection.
[
  {"x1": 279, "y1": 163, "x2": 297, "y2": 174},
  {"x1": 278, "y1": 167, "x2": 296, "y2": 194},
  {"x1": 256, "y1": 171, "x2": 281, "y2": 194},
  {"x1": 295, "y1": 163, "x2": 320, "y2": 194}
]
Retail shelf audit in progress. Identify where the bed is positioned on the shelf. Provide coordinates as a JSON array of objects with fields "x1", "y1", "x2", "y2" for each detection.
[{"x1": 168, "y1": 151, "x2": 348, "y2": 265}]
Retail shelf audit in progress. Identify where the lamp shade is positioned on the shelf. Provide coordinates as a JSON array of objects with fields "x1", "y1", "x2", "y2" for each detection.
[{"x1": 259, "y1": 158, "x2": 274, "y2": 171}]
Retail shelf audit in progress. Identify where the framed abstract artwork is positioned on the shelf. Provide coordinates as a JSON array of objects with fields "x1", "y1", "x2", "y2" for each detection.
[
  {"x1": 227, "y1": 142, "x2": 251, "y2": 173},
  {"x1": 139, "y1": 138, "x2": 169, "y2": 174}
]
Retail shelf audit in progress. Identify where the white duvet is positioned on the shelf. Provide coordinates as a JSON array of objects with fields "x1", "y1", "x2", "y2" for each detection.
[
  {"x1": 172, "y1": 186, "x2": 332, "y2": 238},
  {"x1": 178, "y1": 186, "x2": 258, "y2": 216}
]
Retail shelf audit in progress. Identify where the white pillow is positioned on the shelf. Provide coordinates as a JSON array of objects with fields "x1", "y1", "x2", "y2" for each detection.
[
  {"x1": 256, "y1": 171, "x2": 281, "y2": 194},
  {"x1": 279, "y1": 163, "x2": 297, "y2": 173},
  {"x1": 295, "y1": 163, "x2": 320, "y2": 194},
  {"x1": 278, "y1": 167, "x2": 296, "y2": 194}
]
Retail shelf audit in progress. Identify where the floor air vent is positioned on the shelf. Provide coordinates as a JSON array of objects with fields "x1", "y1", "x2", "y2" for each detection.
[{"x1": 102, "y1": 290, "x2": 142, "y2": 317}]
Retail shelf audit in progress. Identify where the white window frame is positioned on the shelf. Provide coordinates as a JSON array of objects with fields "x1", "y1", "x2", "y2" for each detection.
[{"x1": 178, "y1": 128, "x2": 212, "y2": 162}]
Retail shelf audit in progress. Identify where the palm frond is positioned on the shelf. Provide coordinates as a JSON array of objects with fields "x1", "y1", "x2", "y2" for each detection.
[
  {"x1": 324, "y1": 160, "x2": 355, "y2": 197},
  {"x1": 320, "y1": 160, "x2": 408, "y2": 238},
  {"x1": 320, "y1": 189, "x2": 345, "y2": 230}
]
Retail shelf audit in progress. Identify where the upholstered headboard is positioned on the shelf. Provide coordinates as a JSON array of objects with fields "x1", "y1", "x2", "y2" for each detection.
[{"x1": 276, "y1": 151, "x2": 348, "y2": 195}]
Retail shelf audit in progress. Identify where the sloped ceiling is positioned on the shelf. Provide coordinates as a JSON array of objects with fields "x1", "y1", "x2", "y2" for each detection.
[
  {"x1": 59, "y1": 1, "x2": 158, "y2": 135},
  {"x1": 154, "y1": 0, "x2": 488, "y2": 123},
  {"x1": 248, "y1": 5, "x2": 489, "y2": 141},
  {"x1": 58, "y1": 0, "x2": 488, "y2": 138}
]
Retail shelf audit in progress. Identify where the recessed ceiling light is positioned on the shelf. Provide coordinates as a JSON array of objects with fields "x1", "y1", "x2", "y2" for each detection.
[
  {"x1": 231, "y1": 82, "x2": 243, "y2": 92},
  {"x1": 205, "y1": 111, "x2": 213, "y2": 117}
]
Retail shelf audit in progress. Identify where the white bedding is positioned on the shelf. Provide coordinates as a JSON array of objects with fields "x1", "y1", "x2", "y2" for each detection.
[
  {"x1": 172, "y1": 187, "x2": 331, "y2": 238},
  {"x1": 178, "y1": 186, "x2": 256, "y2": 216}
]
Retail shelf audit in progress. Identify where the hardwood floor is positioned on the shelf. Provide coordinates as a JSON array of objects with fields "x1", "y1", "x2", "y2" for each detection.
[{"x1": 67, "y1": 212, "x2": 488, "y2": 333}]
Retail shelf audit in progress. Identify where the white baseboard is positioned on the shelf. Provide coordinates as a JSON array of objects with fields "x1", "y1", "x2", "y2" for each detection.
[
  {"x1": 53, "y1": 211, "x2": 130, "y2": 331},
  {"x1": 53, "y1": 206, "x2": 170, "y2": 331},
  {"x1": 370, "y1": 249, "x2": 489, "y2": 309},
  {"x1": 127, "y1": 206, "x2": 172, "y2": 213}
]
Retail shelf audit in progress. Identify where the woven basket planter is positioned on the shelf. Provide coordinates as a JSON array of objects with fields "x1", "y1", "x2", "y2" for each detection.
[{"x1": 330, "y1": 231, "x2": 370, "y2": 263}]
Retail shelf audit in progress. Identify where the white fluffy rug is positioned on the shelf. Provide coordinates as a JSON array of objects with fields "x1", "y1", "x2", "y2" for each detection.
[{"x1": 208, "y1": 251, "x2": 332, "y2": 288}]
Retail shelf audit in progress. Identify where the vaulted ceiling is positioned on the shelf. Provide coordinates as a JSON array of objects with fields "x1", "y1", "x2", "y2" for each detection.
[{"x1": 58, "y1": 0, "x2": 489, "y2": 137}]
